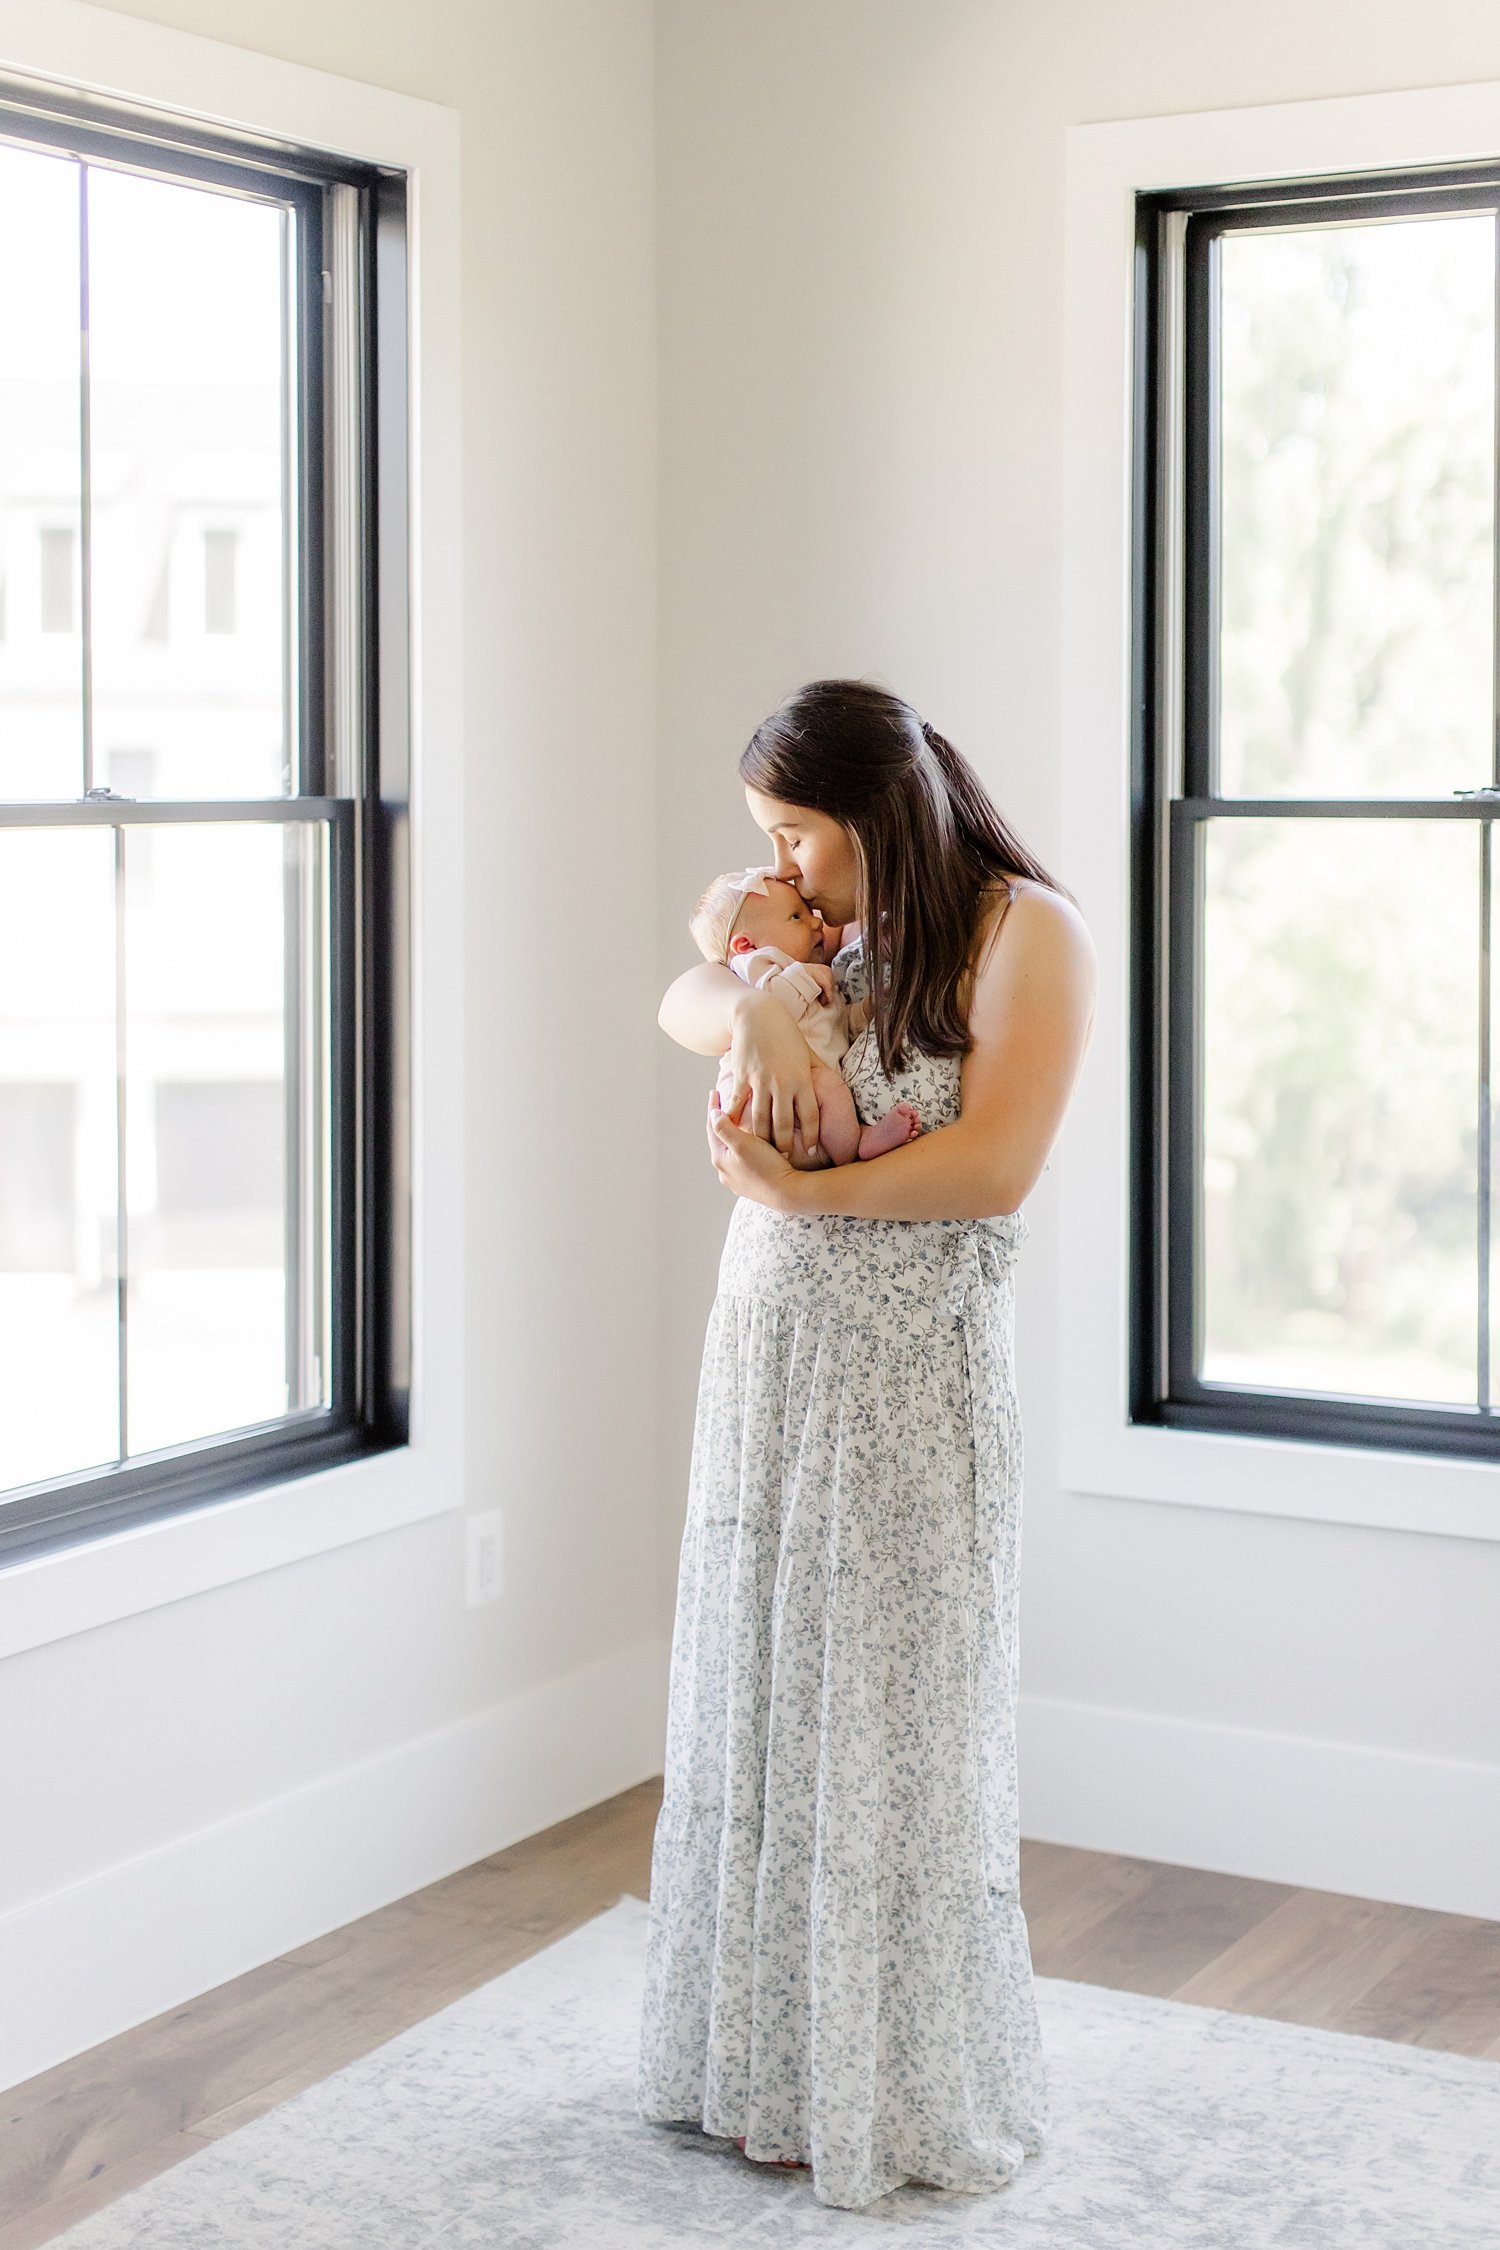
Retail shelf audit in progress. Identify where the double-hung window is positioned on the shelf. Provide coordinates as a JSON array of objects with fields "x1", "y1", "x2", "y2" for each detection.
[
  {"x1": 0, "y1": 80, "x2": 409, "y2": 1563},
  {"x1": 1136, "y1": 163, "x2": 1500, "y2": 1462}
]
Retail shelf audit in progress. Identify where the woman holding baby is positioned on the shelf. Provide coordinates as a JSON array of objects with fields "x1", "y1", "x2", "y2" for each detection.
[{"x1": 636, "y1": 678, "x2": 1097, "y2": 2214}]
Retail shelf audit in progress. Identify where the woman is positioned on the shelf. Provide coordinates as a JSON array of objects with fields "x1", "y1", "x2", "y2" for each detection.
[{"x1": 636, "y1": 679, "x2": 1097, "y2": 2212}]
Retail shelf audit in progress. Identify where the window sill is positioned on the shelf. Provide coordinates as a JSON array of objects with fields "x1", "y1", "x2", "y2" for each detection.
[
  {"x1": 0, "y1": 1441, "x2": 461, "y2": 1659},
  {"x1": 1057, "y1": 1358, "x2": 1500, "y2": 1542}
]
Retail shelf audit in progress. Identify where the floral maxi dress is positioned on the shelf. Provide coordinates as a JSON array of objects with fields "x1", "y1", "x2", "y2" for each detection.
[{"x1": 635, "y1": 931, "x2": 1049, "y2": 2212}]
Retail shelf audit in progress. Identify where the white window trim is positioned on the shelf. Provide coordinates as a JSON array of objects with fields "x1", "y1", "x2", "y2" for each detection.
[
  {"x1": 1061, "y1": 75, "x2": 1500, "y2": 1545},
  {"x1": 0, "y1": 0, "x2": 464, "y2": 1656}
]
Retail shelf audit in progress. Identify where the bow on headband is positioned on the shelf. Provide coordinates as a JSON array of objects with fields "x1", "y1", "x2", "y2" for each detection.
[
  {"x1": 725, "y1": 866, "x2": 775, "y2": 898},
  {"x1": 718, "y1": 865, "x2": 780, "y2": 960}
]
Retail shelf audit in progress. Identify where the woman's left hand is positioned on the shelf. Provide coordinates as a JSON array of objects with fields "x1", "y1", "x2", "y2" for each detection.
[{"x1": 706, "y1": 1090, "x2": 805, "y2": 1211}]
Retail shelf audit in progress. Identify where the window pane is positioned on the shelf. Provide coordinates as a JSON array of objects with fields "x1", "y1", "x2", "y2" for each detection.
[
  {"x1": 1219, "y1": 215, "x2": 1495, "y2": 798},
  {"x1": 1202, "y1": 818, "x2": 1479, "y2": 1404},
  {"x1": 0, "y1": 827, "x2": 119, "y2": 1486},
  {"x1": 0, "y1": 147, "x2": 83, "y2": 800},
  {"x1": 87, "y1": 169, "x2": 290, "y2": 801},
  {"x1": 123, "y1": 820, "x2": 329, "y2": 1456}
]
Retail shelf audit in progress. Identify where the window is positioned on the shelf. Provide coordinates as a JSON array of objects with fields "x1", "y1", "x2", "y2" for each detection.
[
  {"x1": 1136, "y1": 162, "x2": 1500, "y2": 1465},
  {"x1": 0, "y1": 80, "x2": 411, "y2": 1564}
]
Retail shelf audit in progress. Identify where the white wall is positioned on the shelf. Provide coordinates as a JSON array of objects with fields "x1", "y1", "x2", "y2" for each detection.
[
  {"x1": 0, "y1": 0, "x2": 664, "y2": 2081},
  {"x1": 655, "y1": 0, "x2": 1500, "y2": 1914}
]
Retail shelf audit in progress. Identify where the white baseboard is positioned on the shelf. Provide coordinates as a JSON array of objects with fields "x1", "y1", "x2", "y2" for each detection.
[
  {"x1": 0, "y1": 1637, "x2": 672, "y2": 2095},
  {"x1": 1018, "y1": 1691, "x2": 1500, "y2": 1921},
  {"x1": 8, "y1": 1656, "x2": 1490, "y2": 2097}
]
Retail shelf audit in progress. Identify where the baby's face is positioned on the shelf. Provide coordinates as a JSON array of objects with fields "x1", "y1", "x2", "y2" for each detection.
[{"x1": 732, "y1": 876, "x2": 826, "y2": 963}]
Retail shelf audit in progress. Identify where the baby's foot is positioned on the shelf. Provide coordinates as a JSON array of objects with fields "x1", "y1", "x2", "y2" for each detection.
[{"x1": 857, "y1": 1101, "x2": 921, "y2": 1159}]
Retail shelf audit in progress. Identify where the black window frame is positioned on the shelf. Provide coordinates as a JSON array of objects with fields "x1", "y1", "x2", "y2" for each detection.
[
  {"x1": 0, "y1": 73, "x2": 411, "y2": 1565},
  {"x1": 1134, "y1": 158, "x2": 1500, "y2": 1464}
]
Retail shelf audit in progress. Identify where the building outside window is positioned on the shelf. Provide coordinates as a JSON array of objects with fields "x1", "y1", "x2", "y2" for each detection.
[
  {"x1": 0, "y1": 84, "x2": 410, "y2": 1562},
  {"x1": 1136, "y1": 163, "x2": 1500, "y2": 1463}
]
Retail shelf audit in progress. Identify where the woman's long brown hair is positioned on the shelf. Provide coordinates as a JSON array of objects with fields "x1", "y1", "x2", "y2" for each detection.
[{"x1": 739, "y1": 679, "x2": 1072, "y2": 1076}]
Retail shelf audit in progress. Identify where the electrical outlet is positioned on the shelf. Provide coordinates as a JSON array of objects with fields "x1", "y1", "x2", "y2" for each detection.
[{"x1": 466, "y1": 1509, "x2": 504, "y2": 1608}]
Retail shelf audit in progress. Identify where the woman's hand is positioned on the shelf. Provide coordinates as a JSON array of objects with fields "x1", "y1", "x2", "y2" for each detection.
[
  {"x1": 706, "y1": 1089, "x2": 809, "y2": 1211},
  {"x1": 720, "y1": 986, "x2": 822, "y2": 1159}
]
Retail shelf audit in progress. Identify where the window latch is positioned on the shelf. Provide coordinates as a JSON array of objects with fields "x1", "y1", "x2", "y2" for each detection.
[
  {"x1": 83, "y1": 785, "x2": 133, "y2": 801},
  {"x1": 1453, "y1": 785, "x2": 1500, "y2": 796}
]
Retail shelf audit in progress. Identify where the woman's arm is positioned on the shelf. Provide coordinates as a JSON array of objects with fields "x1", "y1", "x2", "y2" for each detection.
[
  {"x1": 659, "y1": 962, "x2": 823, "y2": 1156},
  {"x1": 705, "y1": 886, "x2": 1098, "y2": 1219},
  {"x1": 658, "y1": 961, "x2": 749, "y2": 1055}
]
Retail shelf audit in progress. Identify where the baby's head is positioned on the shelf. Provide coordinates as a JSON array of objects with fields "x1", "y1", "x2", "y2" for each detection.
[{"x1": 690, "y1": 868, "x2": 825, "y2": 965}]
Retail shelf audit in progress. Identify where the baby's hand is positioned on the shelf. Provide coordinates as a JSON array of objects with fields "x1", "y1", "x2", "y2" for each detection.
[{"x1": 803, "y1": 962, "x2": 837, "y2": 1004}]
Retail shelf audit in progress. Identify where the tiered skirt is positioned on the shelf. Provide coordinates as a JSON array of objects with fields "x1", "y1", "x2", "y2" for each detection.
[{"x1": 636, "y1": 1198, "x2": 1048, "y2": 2212}]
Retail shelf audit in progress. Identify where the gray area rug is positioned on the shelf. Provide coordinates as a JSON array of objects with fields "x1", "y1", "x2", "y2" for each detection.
[{"x1": 51, "y1": 1892, "x2": 1500, "y2": 2247}]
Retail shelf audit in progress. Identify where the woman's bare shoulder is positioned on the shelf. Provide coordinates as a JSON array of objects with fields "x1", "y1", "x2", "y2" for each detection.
[
  {"x1": 969, "y1": 877, "x2": 1098, "y2": 1042},
  {"x1": 975, "y1": 875, "x2": 1094, "y2": 967}
]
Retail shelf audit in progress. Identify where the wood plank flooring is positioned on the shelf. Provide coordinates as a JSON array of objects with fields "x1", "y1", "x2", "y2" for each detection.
[{"x1": 3, "y1": 1778, "x2": 1496, "y2": 2248}]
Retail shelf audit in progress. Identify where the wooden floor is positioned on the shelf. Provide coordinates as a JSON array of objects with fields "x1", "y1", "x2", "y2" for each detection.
[{"x1": 3, "y1": 1777, "x2": 1497, "y2": 2248}]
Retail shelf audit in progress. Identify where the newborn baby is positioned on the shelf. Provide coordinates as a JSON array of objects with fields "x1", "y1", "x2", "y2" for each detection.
[{"x1": 688, "y1": 866, "x2": 921, "y2": 1166}]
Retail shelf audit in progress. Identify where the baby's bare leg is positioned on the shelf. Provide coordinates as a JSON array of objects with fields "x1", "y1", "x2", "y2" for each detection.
[
  {"x1": 777, "y1": 1060, "x2": 861, "y2": 1168},
  {"x1": 793, "y1": 1059, "x2": 861, "y2": 1166}
]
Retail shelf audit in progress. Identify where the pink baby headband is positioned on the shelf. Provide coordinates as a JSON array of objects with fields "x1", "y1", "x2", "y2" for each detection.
[
  {"x1": 688, "y1": 864, "x2": 781, "y2": 965},
  {"x1": 719, "y1": 866, "x2": 776, "y2": 959}
]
